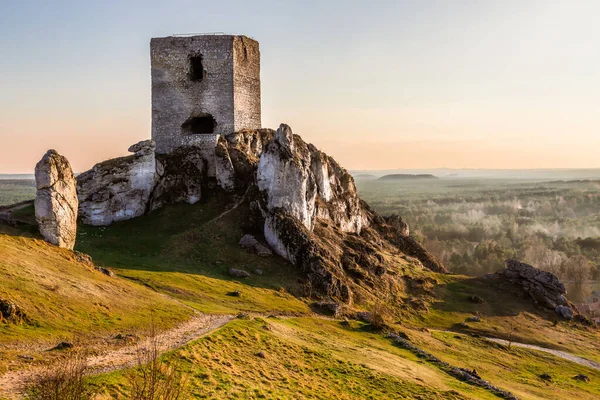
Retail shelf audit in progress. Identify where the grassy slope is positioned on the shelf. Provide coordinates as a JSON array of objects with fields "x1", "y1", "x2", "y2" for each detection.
[
  {"x1": 2, "y1": 196, "x2": 600, "y2": 399},
  {"x1": 0, "y1": 225, "x2": 191, "y2": 375},
  {"x1": 75, "y1": 193, "x2": 309, "y2": 315},
  {"x1": 96, "y1": 317, "x2": 494, "y2": 400}
]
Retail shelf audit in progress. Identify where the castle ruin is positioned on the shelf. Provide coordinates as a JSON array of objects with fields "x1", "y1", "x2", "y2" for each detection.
[{"x1": 150, "y1": 34, "x2": 261, "y2": 155}]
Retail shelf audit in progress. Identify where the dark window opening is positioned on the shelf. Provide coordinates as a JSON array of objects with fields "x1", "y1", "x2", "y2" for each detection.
[
  {"x1": 182, "y1": 115, "x2": 216, "y2": 134},
  {"x1": 190, "y1": 55, "x2": 204, "y2": 81}
]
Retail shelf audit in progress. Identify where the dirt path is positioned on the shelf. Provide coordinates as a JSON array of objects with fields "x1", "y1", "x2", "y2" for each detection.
[
  {"x1": 0, "y1": 313, "x2": 233, "y2": 399},
  {"x1": 486, "y1": 337, "x2": 600, "y2": 371}
]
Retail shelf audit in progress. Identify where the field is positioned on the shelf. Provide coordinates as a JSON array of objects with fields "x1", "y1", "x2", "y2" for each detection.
[
  {"x1": 0, "y1": 179, "x2": 35, "y2": 206},
  {"x1": 355, "y1": 174, "x2": 600, "y2": 301}
]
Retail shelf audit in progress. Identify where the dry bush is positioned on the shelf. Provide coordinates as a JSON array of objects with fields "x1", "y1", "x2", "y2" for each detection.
[
  {"x1": 369, "y1": 301, "x2": 390, "y2": 330},
  {"x1": 25, "y1": 351, "x2": 97, "y2": 400},
  {"x1": 126, "y1": 324, "x2": 189, "y2": 400}
]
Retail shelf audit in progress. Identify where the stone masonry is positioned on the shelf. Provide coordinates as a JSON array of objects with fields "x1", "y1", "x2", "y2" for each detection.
[{"x1": 150, "y1": 34, "x2": 261, "y2": 163}]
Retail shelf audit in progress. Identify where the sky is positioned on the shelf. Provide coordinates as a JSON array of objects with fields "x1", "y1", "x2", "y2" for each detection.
[{"x1": 1, "y1": 0, "x2": 599, "y2": 173}]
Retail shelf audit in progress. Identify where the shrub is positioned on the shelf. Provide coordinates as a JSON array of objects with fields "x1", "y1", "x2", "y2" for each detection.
[
  {"x1": 25, "y1": 351, "x2": 97, "y2": 400},
  {"x1": 125, "y1": 324, "x2": 189, "y2": 400}
]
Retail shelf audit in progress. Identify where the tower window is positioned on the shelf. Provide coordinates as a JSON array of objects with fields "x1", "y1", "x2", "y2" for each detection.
[
  {"x1": 190, "y1": 55, "x2": 204, "y2": 81},
  {"x1": 182, "y1": 114, "x2": 216, "y2": 134}
]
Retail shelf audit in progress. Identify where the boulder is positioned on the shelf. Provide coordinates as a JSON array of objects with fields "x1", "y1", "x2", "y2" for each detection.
[
  {"x1": 77, "y1": 140, "x2": 157, "y2": 226},
  {"x1": 0, "y1": 299, "x2": 28, "y2": 324},
  {"x1": 34, "y1": 150, "x2": 78, "y2": 249},
  {"x1": 495, "y1": 259, "x2": 578, "y2": 317},
  {"x1": 239, "y1": 234, "x2": 273, "y2": 256},
  {"x1": 555, "y1": 305, "x2": 574, "y2": 320},
  {"x1": 229, "y1": 268, "x2": 251, "y2": 278}
]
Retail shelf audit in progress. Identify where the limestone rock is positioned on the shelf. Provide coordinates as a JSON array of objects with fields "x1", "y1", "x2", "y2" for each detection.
[
  {"x1": 77, "y1": 140, "x2": 157, "y2": 225},
  {"x1": 495, "y1": 259, "x2": 578, "y2": 316},
  {"x1": 386, "y1": 214, "x2": 410, "y2": 236},
  {"x1": 555, "y1": 305, "x2": 574, "y2": 320},
  {"x1": 34, "y1": 150, "x2": 78, "y2": 249},
  {"x1": 257, "y1": 124, "x2": 368, "y2": 260},
  {"x1": 215, "y1": 136, "x2": 236, "y2": 192},
  {"x1": 229, "y1": 268, "x2": 251, "y2": 278},
  {"x1": 239, "y1": 234, "x2": 272, "y2": 256},
  {"x1": 150, "y1": 147, "x2": 204, "y2": 211}
]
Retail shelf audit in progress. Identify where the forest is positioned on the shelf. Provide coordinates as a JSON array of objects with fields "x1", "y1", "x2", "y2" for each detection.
[{"x1": 356, "y1": 176, "x2": 600, "y2": 301}]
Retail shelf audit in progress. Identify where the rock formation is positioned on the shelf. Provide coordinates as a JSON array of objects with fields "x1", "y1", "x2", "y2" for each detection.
[
  {"x1": 491, "y1": 259, "x2": 577, "y2": 319},
  {"x1": 75, "y1": 123, "x2": 446, "y2": 303},
  {"x1": 77, "y1": 140, "x2": 157, "y2": 225},
  {"x1": 34, "y1": 150, "x2": 78, "y2": 249}
]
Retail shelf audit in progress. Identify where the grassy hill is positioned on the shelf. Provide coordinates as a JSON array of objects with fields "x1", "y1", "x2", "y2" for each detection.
[{"x1": 1, "y1": 195, "x2": 600, "y2": 399}]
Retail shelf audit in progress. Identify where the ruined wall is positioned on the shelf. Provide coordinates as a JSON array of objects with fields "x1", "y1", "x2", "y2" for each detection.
[
  {"x1": 151, "y1": 35, "x2": 261, "y2": 158},
  {"x1": 233, "y1": 36, "x2": 261, "y2": 131}
]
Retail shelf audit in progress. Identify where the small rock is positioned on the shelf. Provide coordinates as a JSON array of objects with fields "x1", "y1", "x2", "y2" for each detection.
[
  {"x1": 555, "y1": 305, "x2": 574, "y2": 320},
  {"x1": 239, "y1": 234, "x2": 273, "y2": 256},
  {"x1": 255, "y1": 351, "x2": 267, "y2": 359},
  {"x1": 51, "y1": 341, "x2": 73, "y2": 351},
  {"x1": 573, "y1": 374, "x2": 590, "y2": 383},
  {"x1": 466, "y1": 316, "x2": 481, "y2": 322},
  {"x1": 18, "y1": 355, "x2": 34, "y2": 361},
  {"x1": 254, "y1": 243, "x2": 273, "y2": 256},
  {"x1": 0, "y1": 299, "x2": 28, "y2": 324},
  {"x1": 539, "y1": 373, "x2": 553, "y2": 382},
  {"x1": 236, "y1": 313, "x2": 250, "y2": 319},
  {"x1": 468, "y1": 295, "x2": 484, "y2": 304},
  {"x1": 253, "y1": 269, "x2": 263, "y2": 275},
  {"x1": 356, "y1": 311, "x2": 372, "y2": 323},
  {"x1": 458, "y1": 322, "x2": 469, "y2": 329},
  {"x1": 229, "y1": 268, "x2": 251, "y2": 278},
  {"x1": 96, "y1": 266, "x2": 115, "y2": 277},
  {"x1": 239, "y1": 234, "x2": 259, "y2": 248},
  {"x1": 74, "y1": 251, "x2": 94, "y2": 267},
  {"x1": 227, "y1": 290, "x2": 242, "y2": 297}
]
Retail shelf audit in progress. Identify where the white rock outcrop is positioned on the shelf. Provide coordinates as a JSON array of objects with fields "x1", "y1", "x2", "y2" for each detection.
[
  {"x1": 34, "y1": 150, "x2": 78, "y2": 249},
  {"x1": 256, "y1": 124, "x2": 367, "y2": 258},
  {"x1": 77, "y1": 140, "x2": 157, "y2": 226}
]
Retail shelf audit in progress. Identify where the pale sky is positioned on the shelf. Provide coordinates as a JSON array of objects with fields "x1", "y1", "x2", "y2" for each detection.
[{"x1": 1, "y1": 0, "x2": 599, "y2": 173}]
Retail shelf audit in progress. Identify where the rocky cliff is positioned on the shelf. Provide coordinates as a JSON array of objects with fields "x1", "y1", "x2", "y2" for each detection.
[{"x1": 75, "y1": 124, "x2": 446, "y2": 303}]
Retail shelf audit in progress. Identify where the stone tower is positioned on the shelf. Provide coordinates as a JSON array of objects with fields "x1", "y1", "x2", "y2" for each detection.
[{"x1": 150, "y1": 34, "x2": 261, "y2": 154}]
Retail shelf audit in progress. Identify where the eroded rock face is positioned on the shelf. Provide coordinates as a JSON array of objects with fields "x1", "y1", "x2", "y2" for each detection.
[
  {"x1": 257, "y1": 124, "x2": 367, "y2": 253},
  {"x1": 494, "y1": 259, "x2": 577, "y2": 318},
  {"x1": 34, "y1": 150, "x2": 78, "y2": 249},
  {"x1": 150, "y1": 147, "x2": 204, "y2": 211},
  {"x1": 77, "y1": 140, "x2": 157, "y2": 225}
]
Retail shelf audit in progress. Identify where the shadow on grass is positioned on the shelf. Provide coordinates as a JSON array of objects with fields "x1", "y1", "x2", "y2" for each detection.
[{"x1": 431, "y1": 276, "x2": 551, "y2": 319}]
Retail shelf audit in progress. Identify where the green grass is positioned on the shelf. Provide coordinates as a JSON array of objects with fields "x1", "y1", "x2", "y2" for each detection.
[
  {"x1": 95, "y1": 317, "x2": 493, "y2": 399},
  {"x1": 407, "y1": 329, "x2": 600, "y2": 400},
  {"x1": 75, "y1": 193, "x2": 310, "y2": 315},
  {"x1": 0, "y1": 179, "x2": 35, "y2": 206},
  {"x1": 409, "y1": 275, "x2": 600, "y2": 364},
  {"x1": 0, "y1": 227, "x2": 192, "y2": 374}
]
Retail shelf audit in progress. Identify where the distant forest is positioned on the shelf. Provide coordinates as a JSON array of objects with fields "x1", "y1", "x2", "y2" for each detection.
[{"x1": 357, "y1": 177, "x2": 600, "y2": 301}]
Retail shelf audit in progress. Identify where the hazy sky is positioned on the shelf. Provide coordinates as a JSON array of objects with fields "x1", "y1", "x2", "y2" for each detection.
[{"x1": 1, "y1": 0, "x2": 599, "y2": 173}]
